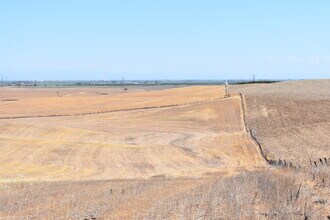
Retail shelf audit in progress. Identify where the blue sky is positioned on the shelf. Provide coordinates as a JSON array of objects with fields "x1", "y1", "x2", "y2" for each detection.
[{"x1": 0, "y1": 0, "x2": 329, "y2": 80}]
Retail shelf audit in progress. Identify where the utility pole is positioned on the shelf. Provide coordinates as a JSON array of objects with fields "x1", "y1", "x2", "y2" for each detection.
[
  {"x1": 1, "y1": 75, "x2": 3, "y2": 87},
  {"x1": 253, "y1": 74, "x2": 255, "y2": 82},
  {"x1": 225, "y1": 80, "x2": 229, "y2": 98}
]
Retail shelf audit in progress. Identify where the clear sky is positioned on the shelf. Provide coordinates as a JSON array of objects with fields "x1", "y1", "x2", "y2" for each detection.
[{"x1": 0, "y1": 0, "x2": 329, "y2": 80}]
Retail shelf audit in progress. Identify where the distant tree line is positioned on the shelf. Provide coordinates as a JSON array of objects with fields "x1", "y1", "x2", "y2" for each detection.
[{"x1": 235, "y1": 80, "x2": 281, "y2": 85}]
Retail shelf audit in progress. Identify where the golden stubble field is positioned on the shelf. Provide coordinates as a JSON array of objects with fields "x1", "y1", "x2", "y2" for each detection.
[
  {"x1": 0, "y1": 86, "x2": 263, "y2": 182},
  {"x1": 0, "y1": 82, "x2": 329, "y2": 219},
  {"x1": 0, "y1": 86, "x2": 223, "y2": 118}
]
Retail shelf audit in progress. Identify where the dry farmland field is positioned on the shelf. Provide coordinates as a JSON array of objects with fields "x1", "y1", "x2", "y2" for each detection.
[
  {"x1": 230, "y1": 80, "x2": 330, "y2": 166},
  {"x1": 0, "y1": 81, "x2": 329, "y2": 219}
]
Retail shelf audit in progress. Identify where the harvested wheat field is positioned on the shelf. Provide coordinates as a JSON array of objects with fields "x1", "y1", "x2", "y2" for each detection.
[
  {"x1": 0, "y1": 83, "x2": 329, "y2": 219},
  {"x1": 0, "y1": 86, "x2": 223, "y2": 118},
  {"x1": 0, "y1": 86, "x2": 263, "y2": 181},
  {"x1": 231, "y1": 80, "x2": 330, "y2": 166}
]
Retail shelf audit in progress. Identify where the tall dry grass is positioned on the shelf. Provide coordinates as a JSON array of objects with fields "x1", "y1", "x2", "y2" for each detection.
[{"x1": 1, "y1": 167, "x2": 328, "y2": 219}]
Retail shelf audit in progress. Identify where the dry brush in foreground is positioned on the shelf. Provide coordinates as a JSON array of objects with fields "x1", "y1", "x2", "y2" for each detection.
[{"x1": 0, "y1": 168, "x2": 329, "y2": 219}]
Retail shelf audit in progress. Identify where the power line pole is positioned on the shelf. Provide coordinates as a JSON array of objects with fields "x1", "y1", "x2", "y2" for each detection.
[
  {"x1": 122, "y1": 76, "x2": 126, "y2": 91},
  {"x1": 253, "y1": 74, "x2": 255, "y2": 82}
]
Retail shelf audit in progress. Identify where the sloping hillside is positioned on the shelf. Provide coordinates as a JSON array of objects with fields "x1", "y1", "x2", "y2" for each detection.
[
  {"x1": 0, "y1": 87, "x2": 262, "y2": 182},
  {"x1": 0, "y1": 84, "x2": 329, "y2": 219},
  {"x1": 0, "y1": 86, "x2": 224, "y2": 118},
  {"x1": 231, "y1": 80, "x2": 330, "y2": 165}
]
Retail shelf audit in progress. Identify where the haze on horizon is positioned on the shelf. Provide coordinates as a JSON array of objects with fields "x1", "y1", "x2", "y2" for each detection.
[{"x1": 0, "y1": 0, "x2": 329, "y2": 81}]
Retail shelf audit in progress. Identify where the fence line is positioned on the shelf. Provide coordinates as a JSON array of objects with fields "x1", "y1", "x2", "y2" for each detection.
[
  {"x1": 0, "y1": 96, "x2": 230, "y2": 120},
  {"x1": 239, "y1": 93, "x2": 301, "y2": 169},
  {"x1": 310, "y1": 157, "x2": 329, "y2": 167}
]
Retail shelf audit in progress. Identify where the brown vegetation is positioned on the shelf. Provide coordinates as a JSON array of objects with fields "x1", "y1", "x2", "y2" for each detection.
[
  {"x1": 1, "y1": 168, "x2": 328, "y2": 219},
  {"x1": 0, "y1": 81, "x2": 329, "y2": 219},
  {"x1": 231, "y1": 80, "x2": 330, "y2": 166}
]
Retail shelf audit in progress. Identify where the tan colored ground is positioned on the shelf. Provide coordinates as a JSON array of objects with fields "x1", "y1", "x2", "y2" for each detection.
[
  {"x1": 230, "y1": 80, "x2": 330, "y2": 165},
  {"x1": 0, "y1": 86, "x2": 263, "y2": 182},
  {"x1": 0, "y1": 86, "x2": 223, "y2": 118},
  {"x1": 0, "y1": 82, "x2": 329, "y2": 219}
]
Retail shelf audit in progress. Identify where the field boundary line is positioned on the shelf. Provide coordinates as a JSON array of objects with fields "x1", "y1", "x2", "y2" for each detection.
[
  {"x1": 239, "y1": 93, "x2": 249, "y2": 133},
  {"x1": 239, "y1": 93, "x2": 302, "y2": 169},
  {"x1": 239, "y1": 93, "x2": 273, "y2": 165},
  {"x1": 0, "y1": 96, "x2": 230, "y2": 120}
]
